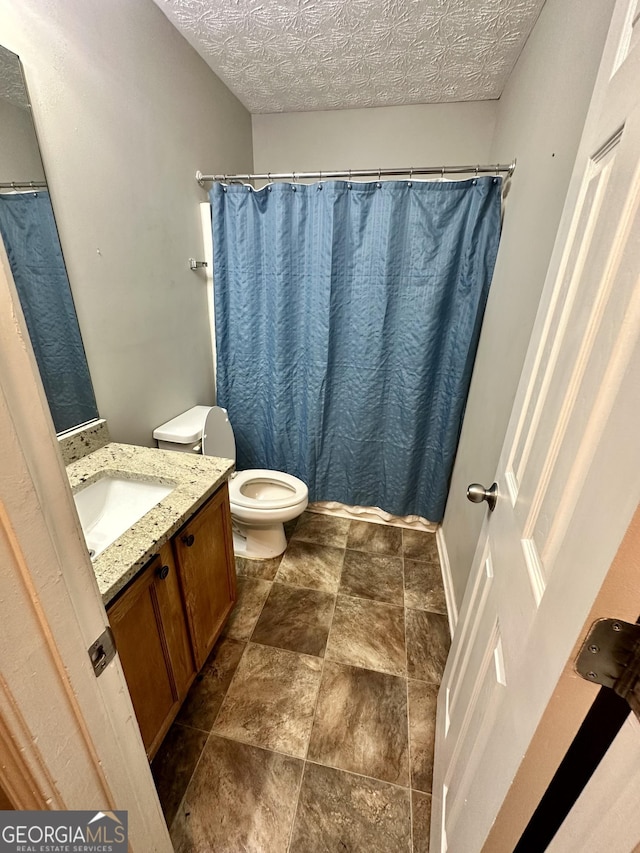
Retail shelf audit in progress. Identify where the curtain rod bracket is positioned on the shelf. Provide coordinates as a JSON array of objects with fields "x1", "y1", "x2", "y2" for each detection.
[{"x1": 189, "y1": 258, "x2": 208, "y2": 271}]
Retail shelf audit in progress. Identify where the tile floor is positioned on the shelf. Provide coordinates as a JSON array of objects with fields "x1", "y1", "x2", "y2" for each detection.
[{"x1": 152, "y1": 511, "x2": 450, "y2": 853}]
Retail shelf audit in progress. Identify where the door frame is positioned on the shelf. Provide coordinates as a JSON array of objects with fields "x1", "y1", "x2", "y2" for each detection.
[{"x1": 0, "y1": 241, "x2": 172, "y2": 849}]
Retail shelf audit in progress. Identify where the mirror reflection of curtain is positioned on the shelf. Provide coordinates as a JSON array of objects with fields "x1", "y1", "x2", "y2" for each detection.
[
  {"x1": 0, "y1": 191, "x2": 98, "y2": 433},
  {"x1": 211, "y1": 178, "x2": 502, "y2": 522}
]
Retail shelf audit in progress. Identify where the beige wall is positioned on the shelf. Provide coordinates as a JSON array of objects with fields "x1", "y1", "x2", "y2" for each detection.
[
  {"x1": 442, "y1": 0, "x2": 616, "y2": 609},
  {"x1": 0, "y1": 0, "x2": 253, "y2": 446},
  {"x1": 0, "y1": 97, "x2": 45, "y2": 184},
  {"x1": 253, "y1": 101, "x2": 498, "y2": 173}
]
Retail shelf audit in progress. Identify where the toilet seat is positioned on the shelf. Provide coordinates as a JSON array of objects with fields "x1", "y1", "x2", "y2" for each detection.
[{"x1": 229, "y1": 469, "x2": 308, "y2": 510}]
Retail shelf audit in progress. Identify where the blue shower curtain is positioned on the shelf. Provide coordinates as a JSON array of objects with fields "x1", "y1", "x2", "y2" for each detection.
[
  {"x1": 0, "y1": 192, "x2": 98, "y2": 433},
  {"x1": 211, "y1": 178, "x2": 501, "y2": 522}
]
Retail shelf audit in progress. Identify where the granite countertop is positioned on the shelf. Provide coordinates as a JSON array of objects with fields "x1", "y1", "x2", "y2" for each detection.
[{"x1": 66, "y1": 443, "x2": 234, "y2": 606}]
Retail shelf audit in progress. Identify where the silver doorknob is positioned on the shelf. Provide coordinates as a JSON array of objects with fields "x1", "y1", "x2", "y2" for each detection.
[{"x1": 467, "y1": 482, "x2": 498, "y2": 512}]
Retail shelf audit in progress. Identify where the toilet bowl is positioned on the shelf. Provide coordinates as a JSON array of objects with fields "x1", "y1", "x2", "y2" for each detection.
[
  {"x1": 153, "y1": 406, "x2": 308, "y2": 559},
  {"x1": 227, "y1": 469, "x2": 308, "y2": 558}
]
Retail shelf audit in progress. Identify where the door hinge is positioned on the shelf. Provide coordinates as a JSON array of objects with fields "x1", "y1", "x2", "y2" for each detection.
[
  {"x1": 88, "y1": 626, "x2": 117, "y2": 677},
  {"x1": 576, "y1": 618, "x2": 640, "y2": 713}
]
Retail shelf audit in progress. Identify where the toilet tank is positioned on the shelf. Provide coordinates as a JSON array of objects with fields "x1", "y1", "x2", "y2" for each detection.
[{"x1": 153, "y1": 405, "x2": 211, "y2": 453}]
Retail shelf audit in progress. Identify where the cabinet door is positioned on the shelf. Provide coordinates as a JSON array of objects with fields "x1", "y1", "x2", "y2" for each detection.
[
  {"x1": 155, "y1": 542, "x2": 195, "y2": 702},
  {"x1": 173, "y1": 482, "x2": 237, "y2": 669},
  {"x1": 108, "y1": 559, "x2": 178, "y2": 756},
  {"x1": 108, "y1": 543, "x2": 195, "y2": 758}
]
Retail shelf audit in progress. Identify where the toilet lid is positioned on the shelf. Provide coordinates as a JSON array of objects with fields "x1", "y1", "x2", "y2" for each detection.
[{"x1": 201, "y1": 406, "x2": 236, "y2": 461}]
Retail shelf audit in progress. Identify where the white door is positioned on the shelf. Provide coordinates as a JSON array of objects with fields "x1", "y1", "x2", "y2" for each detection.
[
  {"x1": 432, "y1": 0, "x2": 640, "y2": 849},
  {"x1": 0, "y1": 244, "x2": 172, "y2": 849}
]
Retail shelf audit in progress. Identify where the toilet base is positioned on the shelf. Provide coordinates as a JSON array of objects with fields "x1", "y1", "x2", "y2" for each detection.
[{"x1": 232, "y1": 519, "x2": 287, "y2": 560}]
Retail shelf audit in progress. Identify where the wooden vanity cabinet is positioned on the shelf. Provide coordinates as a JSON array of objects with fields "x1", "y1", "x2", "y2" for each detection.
[
  {"x1": 107, "y1": 543, "x2": 194, "y2": 758},
  {"x1": 107, "y1": 482, "x2": 236, "y2": 759},
  {"x1": 172, "y1": 482, "x2": 237, "y2": 669}
]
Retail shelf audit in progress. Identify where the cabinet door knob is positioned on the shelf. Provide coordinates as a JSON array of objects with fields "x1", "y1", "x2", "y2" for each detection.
[
  {"x1": 182, "y1": 534, "x2": 195, "y2": 547},
  {"x1": 156, "y1": 564, "x2": 170, "y2": 580}
]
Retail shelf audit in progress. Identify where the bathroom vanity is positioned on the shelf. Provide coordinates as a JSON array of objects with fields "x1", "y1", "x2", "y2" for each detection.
[
  {"x1": 66, "y1": 436, "x2": 236, "y2": 758},
  {"x1": 108, "y1": 485, "x2": 235, "y2": 756}
]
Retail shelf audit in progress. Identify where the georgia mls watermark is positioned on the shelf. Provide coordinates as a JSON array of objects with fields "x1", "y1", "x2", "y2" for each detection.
[{"x1": 0, "y1": 811, "x2": 128, "y2": 853}]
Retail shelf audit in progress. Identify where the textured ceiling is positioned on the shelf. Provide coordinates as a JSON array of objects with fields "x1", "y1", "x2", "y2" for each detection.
[
  {"x1": 153, "y1": 0, "x2": 545, "y2": 114},
  {"x1": 0, "y1": 46, "x2": 29, "y2": 110}
]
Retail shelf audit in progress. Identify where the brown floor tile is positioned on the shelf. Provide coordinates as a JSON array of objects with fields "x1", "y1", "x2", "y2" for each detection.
[
  {"x1": 406, "y1": 611, "x2": 450, "y2": 684},
  {"x1": 412, "y1": 790, "x2": 432, "y2": 853},
  {"x1": 222, "y1": 576, "x2": 271, "y2": 641},
  {"x1": 170, "y1": 735, "x2": 303, "y2": 853},
  {"x1": 157, "y1": 519, "x2": 445, "y2": 851},
  {"x1": 346, "y1": 519, "x2": 403, "y2": 556},
  {"x1": 275, "y1": 540, "x2": 345, "y2": 593},
  {"x1": 291, "y1": 511, "x2": 351, "y2": 547},
  {"x1": 403, "y1": 529, "x2": 439, "y2": 563},
  {"x1": 151, "y1": 722, "x2": 208, "y2": 828},
  {"x1": 340, "y1": 550, "x2": 404, "y2": 605},
  {"x1": 326, "y1": 595, "x2": 406, "y2": 676},
  {"x1": 308, "y1": 660, "x2": 409, "y2": 786},
  {"x1": 404, "y1": 559, "x2": 447, "y2": 614},
  {"x1": 408, "y1": 680, "x2": 438, "y2": 793},
  {"x1": 251, "y1": 582, "x2": 335, "y2": 657},
  {"x1": 213, "y1": 643, "x2": 322, "y2": 757},
  {"x1": 284, "y1": 515, "x2": 301, "y2": 540},
  {"x1": 290, "y1": 763, "x2": 411, "y2": 853},
  {"x1": 235, "y1": 554, "x2": 281, "y2": 580},
  {"x1": 176, "y1": 637, "x2": 245, "y2": 731}
]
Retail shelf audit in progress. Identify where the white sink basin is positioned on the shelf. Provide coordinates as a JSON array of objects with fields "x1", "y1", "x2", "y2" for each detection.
[{"x1": 74, "y1": 475, "x2": 174, "y2": 559}]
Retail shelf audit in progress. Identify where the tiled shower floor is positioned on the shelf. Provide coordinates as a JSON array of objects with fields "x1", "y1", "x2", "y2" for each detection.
[{"x1": 152, "y1": 511, "x2": 450, "y2": 852}]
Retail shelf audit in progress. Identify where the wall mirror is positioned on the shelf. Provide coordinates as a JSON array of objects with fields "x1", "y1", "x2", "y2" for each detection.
[{"x1": 0, "y1": 44, "x2": 98, "y2": 434}]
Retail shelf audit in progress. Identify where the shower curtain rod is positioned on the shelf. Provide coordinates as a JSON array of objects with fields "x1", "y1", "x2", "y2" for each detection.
[
  {"x1": 196, "y1": 161, "x2": 516, "y2": 185},
  {"x1": 0, "y1": 181, "x2": 47, "y2": 190}
]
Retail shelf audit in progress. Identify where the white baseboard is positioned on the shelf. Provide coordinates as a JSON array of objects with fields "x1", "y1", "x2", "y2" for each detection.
[{"x1": 436, "y1": 526, "x2": 458, "y2": 636}]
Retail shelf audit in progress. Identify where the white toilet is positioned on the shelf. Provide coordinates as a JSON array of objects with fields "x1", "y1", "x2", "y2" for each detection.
[{"x1": 153, "y1": 405, "x2": 308, "y2": 559}]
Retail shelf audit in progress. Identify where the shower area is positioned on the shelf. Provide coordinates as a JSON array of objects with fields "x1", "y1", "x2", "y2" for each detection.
[{"x1": 200, "y1": 163, "x2": 508, "y2": 529}]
